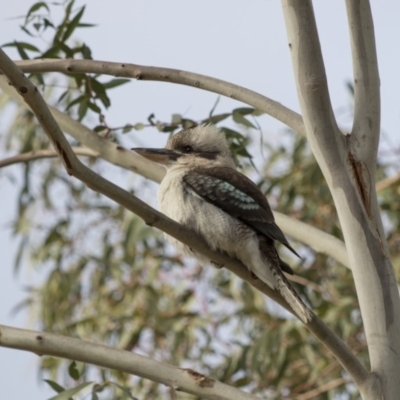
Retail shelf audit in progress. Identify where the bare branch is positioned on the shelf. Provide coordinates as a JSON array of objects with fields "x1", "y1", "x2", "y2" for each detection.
[
  {"x1": 0, "y1": 324, "x2": 259, "y2": 400},
  {"x1": 0, "y1": 147, "x2": 98, "y2": 169},
  {"x1": 376, "y1": 171, "x2": 400, "y2": 192},
  {"x1": 274, "y1": 212, "x2": 349, "y2": 268},
  {"x1": 12, "y1": 58, "x2": 306, "y2": 137},
  {"x1": 345, "y1": 0, "x2": 380, "y2": 164},
  {"x1": 0, "y1": 47, "x2": 370, "y2": 390},
  {"x1": 296, "y1": 377, "x2": 348, "y2": 400}
]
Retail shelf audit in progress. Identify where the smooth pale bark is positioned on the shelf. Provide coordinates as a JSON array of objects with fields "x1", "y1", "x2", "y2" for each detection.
[
  {"x1": 0, "y1": 325, "x2": 259, "y2": 400},
  {"x1": 11, "y1": 59, "x2": 306, "y2": 137},
  {"x1": 281, "y1": 1, "x2": 400, "y2": 398}
]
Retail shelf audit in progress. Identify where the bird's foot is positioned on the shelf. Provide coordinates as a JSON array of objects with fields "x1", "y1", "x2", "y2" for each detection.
[{"x1": 211, "y1": 261, "x2": 224, "y2": 269}]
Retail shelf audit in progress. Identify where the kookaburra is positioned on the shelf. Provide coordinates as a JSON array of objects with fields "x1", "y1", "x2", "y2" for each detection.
[{"x1": 133, "y1": 124, "x2": 311, "y2": 323}]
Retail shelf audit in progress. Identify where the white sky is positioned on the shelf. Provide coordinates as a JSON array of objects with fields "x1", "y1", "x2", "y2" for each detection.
[{"x1": 1, "y1": 1, "x2": 399, "y2": 399}]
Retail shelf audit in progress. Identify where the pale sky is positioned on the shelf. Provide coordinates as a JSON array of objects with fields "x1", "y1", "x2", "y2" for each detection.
[{"x1": 1, "y1": 1, "x2": 399, "y2": 399}]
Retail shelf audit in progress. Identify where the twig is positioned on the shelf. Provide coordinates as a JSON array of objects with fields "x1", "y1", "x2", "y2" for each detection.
[
  {"x1": 376, "y1": 171, "x2": 400, "y2": 192},
  {"x1": 0, "y1": 147, "x2": 98, "y2": 168},
  {"x1": 12, "y1": 58, "x2": 306, "y2": 137},
  {"x1": 0, "y1": 324, "x2": 259, "y2": 400},
  {"x1": 296, "y1": 377, "x2": 348, "y2": 400}
]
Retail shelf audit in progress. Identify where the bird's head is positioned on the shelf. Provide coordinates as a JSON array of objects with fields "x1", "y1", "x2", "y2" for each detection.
[{"x1": 132, "y1": 124, "x2": 236, "y2": 170}]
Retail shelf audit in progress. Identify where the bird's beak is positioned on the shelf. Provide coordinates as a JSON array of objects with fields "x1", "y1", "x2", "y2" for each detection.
[{"x1": 132, "y1": 148, "x2": 180, "y2": 165}]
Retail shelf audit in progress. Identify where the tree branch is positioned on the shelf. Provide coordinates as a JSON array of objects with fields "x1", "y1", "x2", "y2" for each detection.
[
  {"x1": 0, "y1": 147, "x2": 98, "y2": 169},
  {"x1": 295, "y1": 377, "x2": 348, "y2": 400},
  {"x1": 0, "y1": 75, "x2": 350, "y2": 270},
  {"x1": 376, "y1": 171, "x2": 400, "y2": 192},
  {"x1": 12, "y1": 58, "x2": 306, "y2": 137},
  {"x1": 274, "y1": 212, "x2": 349, "y2": 268},
  {"x1": 0, "y1": 324, "x2": 259, "y2": 400},
  {"x1": 0, "y1": 47, "x2": 370, "y2": 391},
  {"x1": 345, "y1": 0, "x2": 380, "y2": 164}
]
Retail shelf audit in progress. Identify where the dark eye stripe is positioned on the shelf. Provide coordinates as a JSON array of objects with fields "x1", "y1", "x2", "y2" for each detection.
[{"x1": 197, "y1": 151, "x2": 219, "y2": 160}]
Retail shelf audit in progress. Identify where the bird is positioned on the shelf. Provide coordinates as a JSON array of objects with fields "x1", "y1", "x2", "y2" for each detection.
[{"x1": 132, "y1": 124, "x2": 312, "y2": 323}]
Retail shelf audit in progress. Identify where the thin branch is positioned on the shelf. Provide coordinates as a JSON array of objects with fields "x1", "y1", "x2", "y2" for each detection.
[
  {"x1": 0, "y1": 147, "x2": 98, "y2": 168},
  {"x1": 0, "y1": 76, "x2": 350, "y2": 270},
  {"x1": 376, "y1": 171, "x2": 400, "y2": 192},
  {"x1": 12, "y1": 58, "x2": 306, "y2": 137},
  {"x1": 345, "y1": 0, "x2": 380, "y2": 164},
  {"x1": 0, "y1": 325, "x2": 259, "y2": 400},
  {"x1": 296, "y1": 377, "x2": 348, "y2": 400},
  {"x1": 274, "y1": 212, "x2": 349, "y2": 268}
]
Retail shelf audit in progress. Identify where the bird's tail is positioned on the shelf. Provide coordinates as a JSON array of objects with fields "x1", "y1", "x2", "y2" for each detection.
[{"x1": 275, "y1": 272, "x2": 312, "y2": 324}]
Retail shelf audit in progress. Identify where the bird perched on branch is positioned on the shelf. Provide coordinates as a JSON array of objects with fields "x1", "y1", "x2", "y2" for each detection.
[{"x1": 132, "y1": 124, "x2": 311, "y2": 323}]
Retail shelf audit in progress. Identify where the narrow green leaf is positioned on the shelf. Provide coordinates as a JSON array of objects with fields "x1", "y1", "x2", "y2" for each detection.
[
  {"x1": 89, "y1": 78, "x2": 110, "y2": 108},
  {"x1": 233, "y1": 107, "x2": 256, "y2": 116},
  {"x1": 87, "y1": 101, "x2": 101, "y2": 114},
  {"x1": 47, "y1": 382, "x2": 93, "y2": 400},
  {"x1": 20, "y1": 26, "x2": 34, "y2": 37},
  {"x1": 109, "y1": 382, "x2": 139, "y2": 400},
  {"x1": 26, "y1": 2, "x2": 50, "y2": 22},
  {"x1": 66, "y1": 95, "x2": 85, "y2": 111},
  {"x1": 65, "y1": 0, "x2": 76, "y2": 21},
  {"x1": 102, "y1": 78, "x2": 130, "y2": 89},
  {"x1": 62, "y1": 6, "x2": 85, "y2": 42},
  {"x1": 2, "y1": 42, "x2": 40, "y2": 52},
  {"x1": 77, "y1": 23, "x2": 97, "y2": 28},
  {"x1": 232, "y1": 111, "x2": 256, "y2": 128},
  {"x1": 44, "y1": 379, "x2": 65, "y2": 394},
  {"x1": 78, "y1": 99, "x2": 89, "y2": 121},
  {"x1": 202, "y1": 113, "x2": 231, "y2": 125}
]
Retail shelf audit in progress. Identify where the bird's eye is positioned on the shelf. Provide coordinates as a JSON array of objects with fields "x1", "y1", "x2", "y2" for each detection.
[{"x1": 182, "y1": 146, "x2": 193, "y2": 154}]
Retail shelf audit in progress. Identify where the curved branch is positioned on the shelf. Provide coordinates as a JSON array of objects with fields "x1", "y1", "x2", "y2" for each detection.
[
  {"x1": 0, "y1": 325, "x2": 258, "y2": 400},
  {"x1": 0, "y1": 147, "x2": 98, "y2": 168},
  {"x1": 345, "y1": 0, "x2": 380, "y2": 164},
  {"x1": 13, "y1": 58, "x2": 306, "y2": 137},
  {"x1": 0, "y1": 46, "x2": 371, "y2": 392}
]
